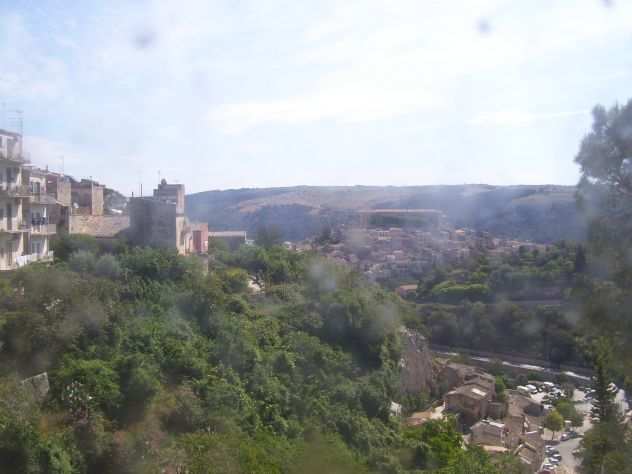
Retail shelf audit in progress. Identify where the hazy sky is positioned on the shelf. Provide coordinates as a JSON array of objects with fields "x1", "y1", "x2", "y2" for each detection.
[{"x1": 1, "y1": 0, "x2": 631, "y2": 195}]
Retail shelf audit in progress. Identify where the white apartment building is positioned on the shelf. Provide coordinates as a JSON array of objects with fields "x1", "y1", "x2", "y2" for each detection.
[{"x1": 0, "y1": 129, "x2": 56, "y2": 270}]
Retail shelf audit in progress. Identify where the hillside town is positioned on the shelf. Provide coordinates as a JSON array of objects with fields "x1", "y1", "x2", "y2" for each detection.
[
  {"x1": 1, "y1": 126, "x2": 630, "y2": 474},
  {"x1": 0, "y1": 128, "x2": 248, "y2": 271},
  {"x1": 311, "y1": 208, "x2": 548, "y2": 287}
]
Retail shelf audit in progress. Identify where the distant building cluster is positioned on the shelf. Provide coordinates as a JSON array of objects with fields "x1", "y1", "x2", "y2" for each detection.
[
  {"x1": 1, "y1": 128, "x2": 250, "y2": 271},
  {"x1": 314, "y1": 209, "x2": 547, "y2": 285},
  {"x1": 408, "y1": 361, "x2": 548, "y2": 473}
]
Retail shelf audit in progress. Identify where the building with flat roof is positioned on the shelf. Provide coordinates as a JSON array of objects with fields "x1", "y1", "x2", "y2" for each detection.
[
  {"x1": 0, "y1": 134, "x2": 61, "y2": 270},
  {"x1": 129, "y1": 179, "x2": 207, "y2": 255}
]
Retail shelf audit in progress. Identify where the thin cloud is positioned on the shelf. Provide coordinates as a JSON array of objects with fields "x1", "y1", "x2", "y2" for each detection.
[{"x1": 469, "y1": 110, "x2": 587, "y2": 127}]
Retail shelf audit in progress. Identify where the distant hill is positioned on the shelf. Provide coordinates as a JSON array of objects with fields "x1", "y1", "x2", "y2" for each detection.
[{"x1": 186, "y1": 185, "x2": 586, "y2": 243}]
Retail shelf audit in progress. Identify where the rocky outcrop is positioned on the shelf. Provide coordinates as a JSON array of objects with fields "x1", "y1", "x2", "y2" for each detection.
[{"x1": 399, "y1": 327, "x2": 437, "y2": 395}]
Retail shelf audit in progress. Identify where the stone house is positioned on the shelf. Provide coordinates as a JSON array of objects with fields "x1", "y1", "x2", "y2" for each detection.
[
  {"x1": 445, "y1": 383, "x2": 493, "y2": 425},
  {"x1": 470, "y1": 419, "x2": 507, "y2": 447},
  {"x1": 129, "y1": 179, "x2": 208, "y2": 256}
]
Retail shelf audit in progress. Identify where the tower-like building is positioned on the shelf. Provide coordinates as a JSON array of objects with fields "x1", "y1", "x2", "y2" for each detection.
[{"x1": 129, "y1": 179, "x2": 207, "y2": 255}]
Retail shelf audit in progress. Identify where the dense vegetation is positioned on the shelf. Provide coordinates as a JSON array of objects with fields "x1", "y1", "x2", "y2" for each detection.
[
  {"x1": 0, "y1": 236, "x2": 520, "y2": 473},
  {"x1": 413, "y1": 243, "x2": 587, "y2": 366},
  {"x1": 572, "y1": 100, "x2": 632, "y2": 473}
]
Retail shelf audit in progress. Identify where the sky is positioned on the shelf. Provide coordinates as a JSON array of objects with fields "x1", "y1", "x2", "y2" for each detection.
[{"x1": 1, "y1": 0, "x2": 631, "y2": 195}]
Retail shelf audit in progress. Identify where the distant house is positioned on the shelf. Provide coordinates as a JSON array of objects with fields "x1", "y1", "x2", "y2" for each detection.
[
  {"x1": 396, "y1": 284, "x2": 418, "y2": 297},
  {"x1": 439, "y1": 362, "x2": 495, "y2": 394},
  {"x1": 471, "y1": 419, "x2": 507, "y2": 447},
  {"x1": 444, "y1": 383, "x2": 493, "y2": 425},
  {"x1": 514, "y1": 438, "x2": 545, "y2": 471}
]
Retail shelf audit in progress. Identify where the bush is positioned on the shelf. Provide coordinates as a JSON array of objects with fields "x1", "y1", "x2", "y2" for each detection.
[
  {"x1": 68, "y1": 250, "x2": 97, "y2": 273},
  {"x1": 52, "y1": 235, "x2": 99, "y2": 262},
  {"x1": 94, "y1": 254, "x2": 123, "y2": 279},
  {"x1": 56, "y1": 359, "x2": 122, "y2": 417}
]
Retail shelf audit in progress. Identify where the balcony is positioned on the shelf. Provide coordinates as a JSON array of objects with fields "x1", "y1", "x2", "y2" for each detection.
[
  {"x1": 0, "y1": 151, "x2": 30, "y2": 164},
  {"x1": 30, "y1": 221, "x2": 56, "y2": 235},
  {"x1": 0, "y1": 184, "x2": 31, "y2": 198},
  {"x1": 30, "y1": 193, "x2": 57, "y2": 205},
  {"x1": 15, "y1": 251, "x2": 54, "y2": 268},
  {"x1": 0, "y1": 221, "x2": 30, "y2": 234}
]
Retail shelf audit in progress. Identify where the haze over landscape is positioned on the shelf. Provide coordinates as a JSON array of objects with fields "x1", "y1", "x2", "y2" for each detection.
[
  {"x1": 3, "y1": 1, "x2": 632, "y2": 474},
  {"x1": 2, "y1": 0, "x2": 632, "y2": 193}
]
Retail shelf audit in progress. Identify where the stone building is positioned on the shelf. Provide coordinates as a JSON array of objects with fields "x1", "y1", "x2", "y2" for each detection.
[
  {"x1": 71, "y1": 179, "x2": 104, "y2": 216},
  {"x1": 129, "y1": 179, "x2": 207, "y2": 255},
  {"x1": 471, "y1": 419, "x2": 507, "y2": 447},
  {"x1": 444, "y1": 383, "x2": 493, "y2": 425},
  {"x1": 191, "y1": 222, "x2": 209, "y2": 254}
]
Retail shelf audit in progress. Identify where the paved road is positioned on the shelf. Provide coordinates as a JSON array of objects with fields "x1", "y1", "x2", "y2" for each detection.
[{"x1": 550, "y1": 389, "x2": 629, "y2": 473}]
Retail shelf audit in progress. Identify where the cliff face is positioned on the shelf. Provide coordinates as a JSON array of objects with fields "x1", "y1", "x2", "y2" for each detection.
[{"x1": 399, "y1": 328, "x2": 436, "y2": 395}]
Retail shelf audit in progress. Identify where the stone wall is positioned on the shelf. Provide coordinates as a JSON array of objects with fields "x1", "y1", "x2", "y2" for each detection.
[
  {"x1": 69, "y1": 215, "x2": 130, "y2": 238},
  {"x1": 71, "y1": 182, "x2": 104, "y2": 216},
  {"x1": 129, "y1": 198, "x2": 180, "y2": 251}
]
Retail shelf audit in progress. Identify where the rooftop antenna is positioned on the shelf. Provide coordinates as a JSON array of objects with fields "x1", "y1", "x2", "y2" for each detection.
[
  {"x1": 7, "y1": 108, "x2": 23, "y2": 155},
  {"x1": 60, "y1": 156, "x2": 65, "y2": 176}
]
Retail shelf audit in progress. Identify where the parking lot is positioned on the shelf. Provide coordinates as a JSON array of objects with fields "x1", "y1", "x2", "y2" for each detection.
[{"x1": 537, "y1": 386, "x2": 628, "y2": 473}]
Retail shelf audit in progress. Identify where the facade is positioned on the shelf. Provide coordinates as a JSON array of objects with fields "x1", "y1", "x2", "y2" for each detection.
[
  {"x1": 0, "y1": 129, "x2": 22, "y2": 160},
  {"x1": 444, "y1": 383, "x2": 493, "y2": 424},
  {"x1": 71, "y1": 179, "x2": 104, "y2": 216},
  {"x1": 442, "y1": 363, "x2": 497, "y2": 425},
  {"x1": 129, "y1": 179, "x2": 207, "y2": 255},
  {"x1": 0, "y1": 152, "x2": 30, "y2": 270},
  {"x1": 191, "y1": 222, "x2": 209, "y2": 254},
  {"x1": 0, "y1": 131, "x2": 59, "y2": 270},
  {"x1": 471, "y1": 420, "x2": 507, "y2": 447}
]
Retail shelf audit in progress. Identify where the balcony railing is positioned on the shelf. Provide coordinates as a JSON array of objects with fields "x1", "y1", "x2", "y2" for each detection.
[
  {"x1": 0, "y1": 152, "x2": 25, "y2": 163},
  {"x1": 0, "y1": 221, "x2": 30, "y2": 233},
  {"x1": 30, "y1": 193, "x2": 56, "y2": 204},
  {"x1": 15, "y1": 251, "x2": 54, "y2": 268},
  {"x1": 0, "y1": 184, "x2": 31, "y2": 198},
  {"x1": 30, "y1": 222, "x2": 56, "y2": 235}
]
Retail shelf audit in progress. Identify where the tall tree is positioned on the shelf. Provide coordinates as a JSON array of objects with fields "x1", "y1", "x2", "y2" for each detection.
[
  {"x1": 576, "y1": 100, "x2": 632, "y2": 287},
  {"x1": 591, "y1": 340, "x2": 620, "y2": 423},
  {"x1": 575, "y1": 101, "x2": 632, "y2": 473}
]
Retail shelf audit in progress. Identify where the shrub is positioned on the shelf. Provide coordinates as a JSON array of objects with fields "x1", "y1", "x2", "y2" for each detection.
[
  {"x1": 94, "y1": 254, "x2": 122, "y2": 279},
  {"x1": 68, "y1": 250, "x2": 97, "y2": 274}
]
